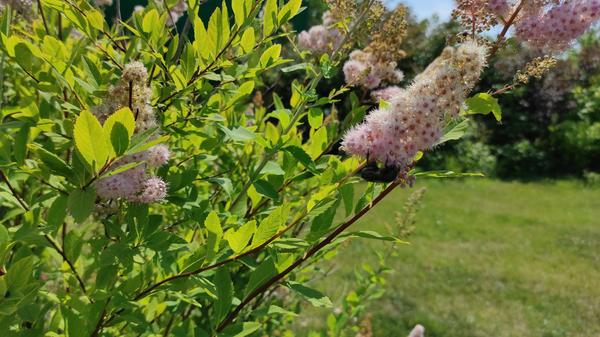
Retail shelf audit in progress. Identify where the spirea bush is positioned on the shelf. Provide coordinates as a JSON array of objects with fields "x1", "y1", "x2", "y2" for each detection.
[{"x1": 0, "y1": 0, "x2": 597, "y2": 336}]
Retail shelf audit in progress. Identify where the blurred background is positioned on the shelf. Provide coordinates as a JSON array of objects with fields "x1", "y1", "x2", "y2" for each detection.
[{"x1": 105, "y1": 1, "x2": 600, "y2": 336}]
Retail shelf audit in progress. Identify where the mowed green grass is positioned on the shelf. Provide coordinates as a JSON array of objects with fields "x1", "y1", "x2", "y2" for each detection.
[{"x1": 303, "y1": 179, "x2": 600, "y2": 337}]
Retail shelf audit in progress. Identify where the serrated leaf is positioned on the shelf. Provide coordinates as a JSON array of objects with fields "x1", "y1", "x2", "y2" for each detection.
[
  {"x1": 415, "y1": 170, "x2": 485, "y2": 178},
  {"x1": 245, "y1": 258, "x2": 277, "y2": 296},
  {"x1": 251, "y1": 204, "x2": 289, "y2": 248},
  {"x1": 67, "y1": 188, "x2": 96, "y2": 224},
  {"x1": 286, "y1": 281, "x2": 332, "y2": 308},
  {"x1": 224, "y1": 220, "x2": 256, "y2": 253},
  {"x1": 284, "y1": 146, "x2": 317, "y2": 173},
  {"x1": 33, "y1": 145, "x2": 73, "y2": 177},
  {"x1": 436, "y1": 119, "x2": 469, "y2": 146},
  {"x1": 213, "y1": 268, "x2": 233, "y2": 325},
  {"x1": 47, "y1": 195, "x2": 68, "y2": 229},
  {"x1": 260, "y1": 161, "x2": 284, "y2": 176},
  {"x1": 466, "y1": 93, "x2": 502, "y2": 121},
  {"x1": 252, "y1": 179, "x2": 279, "y2": 200}
]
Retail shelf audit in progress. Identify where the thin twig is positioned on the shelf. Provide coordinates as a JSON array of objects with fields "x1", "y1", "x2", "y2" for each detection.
[
  {"x1": 0, "y1": 170, "x2": 29, "y2": 210},
  {"x1": 488, "y1": 0, "x2": 524, "y2": 59},
  {"x1": 44, "y1": 234, "x2": 90, "y2": 298},
  {"x1": 36, "y1": 0, "x2": 50, "y2": 35}
]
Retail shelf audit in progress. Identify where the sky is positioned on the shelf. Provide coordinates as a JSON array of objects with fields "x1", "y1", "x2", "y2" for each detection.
[{"x1": 386, "y1": 0, "x2": 455, "y2": 20}]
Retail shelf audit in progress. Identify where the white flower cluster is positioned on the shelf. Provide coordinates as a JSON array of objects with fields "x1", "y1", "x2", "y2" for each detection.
[
  {"x1": 342, "y1": 40, "x2": 488, "y2": 169},
  {"x1": 343, "y1": 49, "x2": 404, "y2": 90},
  {"x1": 298, "y1": 11, "x2": 344, "y2": 55},
  {"x1": 94, "y1": 62, "x2": 170, "y2": 204}
]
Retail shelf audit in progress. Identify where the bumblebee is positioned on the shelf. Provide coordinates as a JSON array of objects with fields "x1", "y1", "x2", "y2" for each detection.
[{"x1": 359, "y1": 161, "x2": 401, "y2": 183}]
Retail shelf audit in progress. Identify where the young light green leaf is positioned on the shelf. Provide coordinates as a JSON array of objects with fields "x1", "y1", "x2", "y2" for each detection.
[
  {"x1": 74, "y1": 110, "x2": 109, "y2": 173},
  {"x1": 240, "y1": 27, "x2": 255, "y2": 53},
  {"x1": 278, "y1": 0, "x2": 302, "y2": 24},
  {"x1": 465, "y1": 93, "x2": 502, "y2": 121},
  {"x1": 259, "y1": 44, "x2": 281, "y2": 67},
  {"x1": 224, "y1": 220, "x2": 256, "y2": 253},
  {"x1": 263, "y1": 0, "x2": 278, "y2": 36},
  {"x1": 103, "y1": 107, "x2": 135, "y2": 156},
  {"x1": 205, "y1": 211, "x2": 223, "y2": 261},
  {"x1": 436, "y1": 119, "x2": 469, "y2": 146},
  {"x1": 232, "y1": 0, "x2": 252, "y2": 27},
  {"x1": 251, "y1": 204, "x2": 289, "y2": 248}
]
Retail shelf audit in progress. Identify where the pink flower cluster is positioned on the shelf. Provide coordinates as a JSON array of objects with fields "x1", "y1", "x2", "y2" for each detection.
[
  {"x1": 94, "y1": 62, "x2": 170, "y2": 204},
  {"x1": 343, "y1": 50, "x2": 404, "y2": 90},
  {"x1": 488, "y1": 0, "x2": 512, "y2": 18},
  {"x1": 95, "y1": 146, "x2": 169, "y2": 203},
  {"x1": 342, "y1": 40, "x2": 488, "y2": 168},
  {"x1": 298, "y1": 12, "x2": 344, "y2": 55},
  {"x1": 492, "y1": 0, "x2": 600, "y2": 51},
  {"x1": 516, "y1": 0, "x2": 600, "y2": 51}
]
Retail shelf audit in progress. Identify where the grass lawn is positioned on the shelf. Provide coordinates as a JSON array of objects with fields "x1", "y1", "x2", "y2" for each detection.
[{"x1": 301, "y1": 179, "x2": 600, "y2": 337}]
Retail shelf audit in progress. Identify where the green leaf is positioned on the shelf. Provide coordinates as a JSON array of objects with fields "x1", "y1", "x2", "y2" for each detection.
[
  {"x1": 260, "y1": 161, "x2": 285, "y2": 176},
  {"x1": 308, "y1": 108, "x2": 323, "y2": 129},
  {"x1": 142, "y1": 9, "x2": 160, "y2": 33},
  {"x1": 436, "y1": 119, "x2": 469, "y2": 146},
  {"x1": 259, "y1": 44, "x2": 282, "y2": 67},
  {"x1": 286, "y1": 281, "x2": 332, "y2": 308},
  {"x1": 263, "y1": 0, "x2": 278, "y2": 36},
  {"x1": 214, "y1": 268, "x2": 233, "y2": 325},
  {"x1": 240, "y1": 27, "x2": 255, "y2": 53},
  {"x1": 219, "y1": 322, "x2": 261, "y2": 337},
  {"x1": 251, "y1": 204, "x2": 289, "y2": 248},
  {"x1": 232, "y1": 0, "x2": 252, "y2": 27},
  {"x1": 6, "y1": 256, "x2": 34, "y2": 289},
  {"x1": 267, "y1": 305, "x2": 298, "y2": 317},
  {"x1": 33, "y1": 145, "x2": 73, "y2": 177},
  {"x1": 224, "y1": 220, "x2": 256, "y2": 253},
  {"x1": 278, "y1": 0, "x2": 302, "y2": 24},
  {"x1": 284, "y1": 146, "x2": 317, "y2": 173},
  {"x1": 14, "y1": 125, "x2": 29, "y2": 165},
  {"x1": 465, "y1": 93, "x2": 502, "y2": 121},
  {"x1": 244, "y1": 258, "x2": 277, "y2": 296},
  {"x1": 67, "y1": 188, "x2": 96, "y2": 224},
  {"x1": 47, "y1": 195, "x2": 69, "y2": 229},
  {"x1": 0, "y1": 224, "x2": 8, "y2": 259},
  {"x1": 74, "y1": 110, "x2": 109, "y2": 173},
  {"x1": 415, "y1": 170, "x2": 485, "y2": 178},
  {"x1": 340, "y1": 230, "x2": 406, "y2": 243},
  {"x1": 252, "y1": 179, "x2": 279, "y2": 200},
  {"x1": 103, "y1": 107, "x2": 135, "y2": 156},
  {"x1": 205, "y1": 211, "x2": 223, "y2": 261},
  {"x1": 85, "y1": 9, "x2": 104, "y2": 31},
  {"x1": 220, "y1": 125, "x2": 256, "y2": 142}
]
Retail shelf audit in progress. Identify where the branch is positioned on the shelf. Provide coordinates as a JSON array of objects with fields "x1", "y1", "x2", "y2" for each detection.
[
  {"x1": 488, "y1": 0, "x2": 524, "y2": 59},
  {"x1": 217, "y1": 176, "x2": 407, "y2": 331},
  {"x1": 44, "y1": 234, "x2": 90, "y2": 299},
  {"x1": 0, "y1": 170, "x2": 29, "y2": 211}
]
